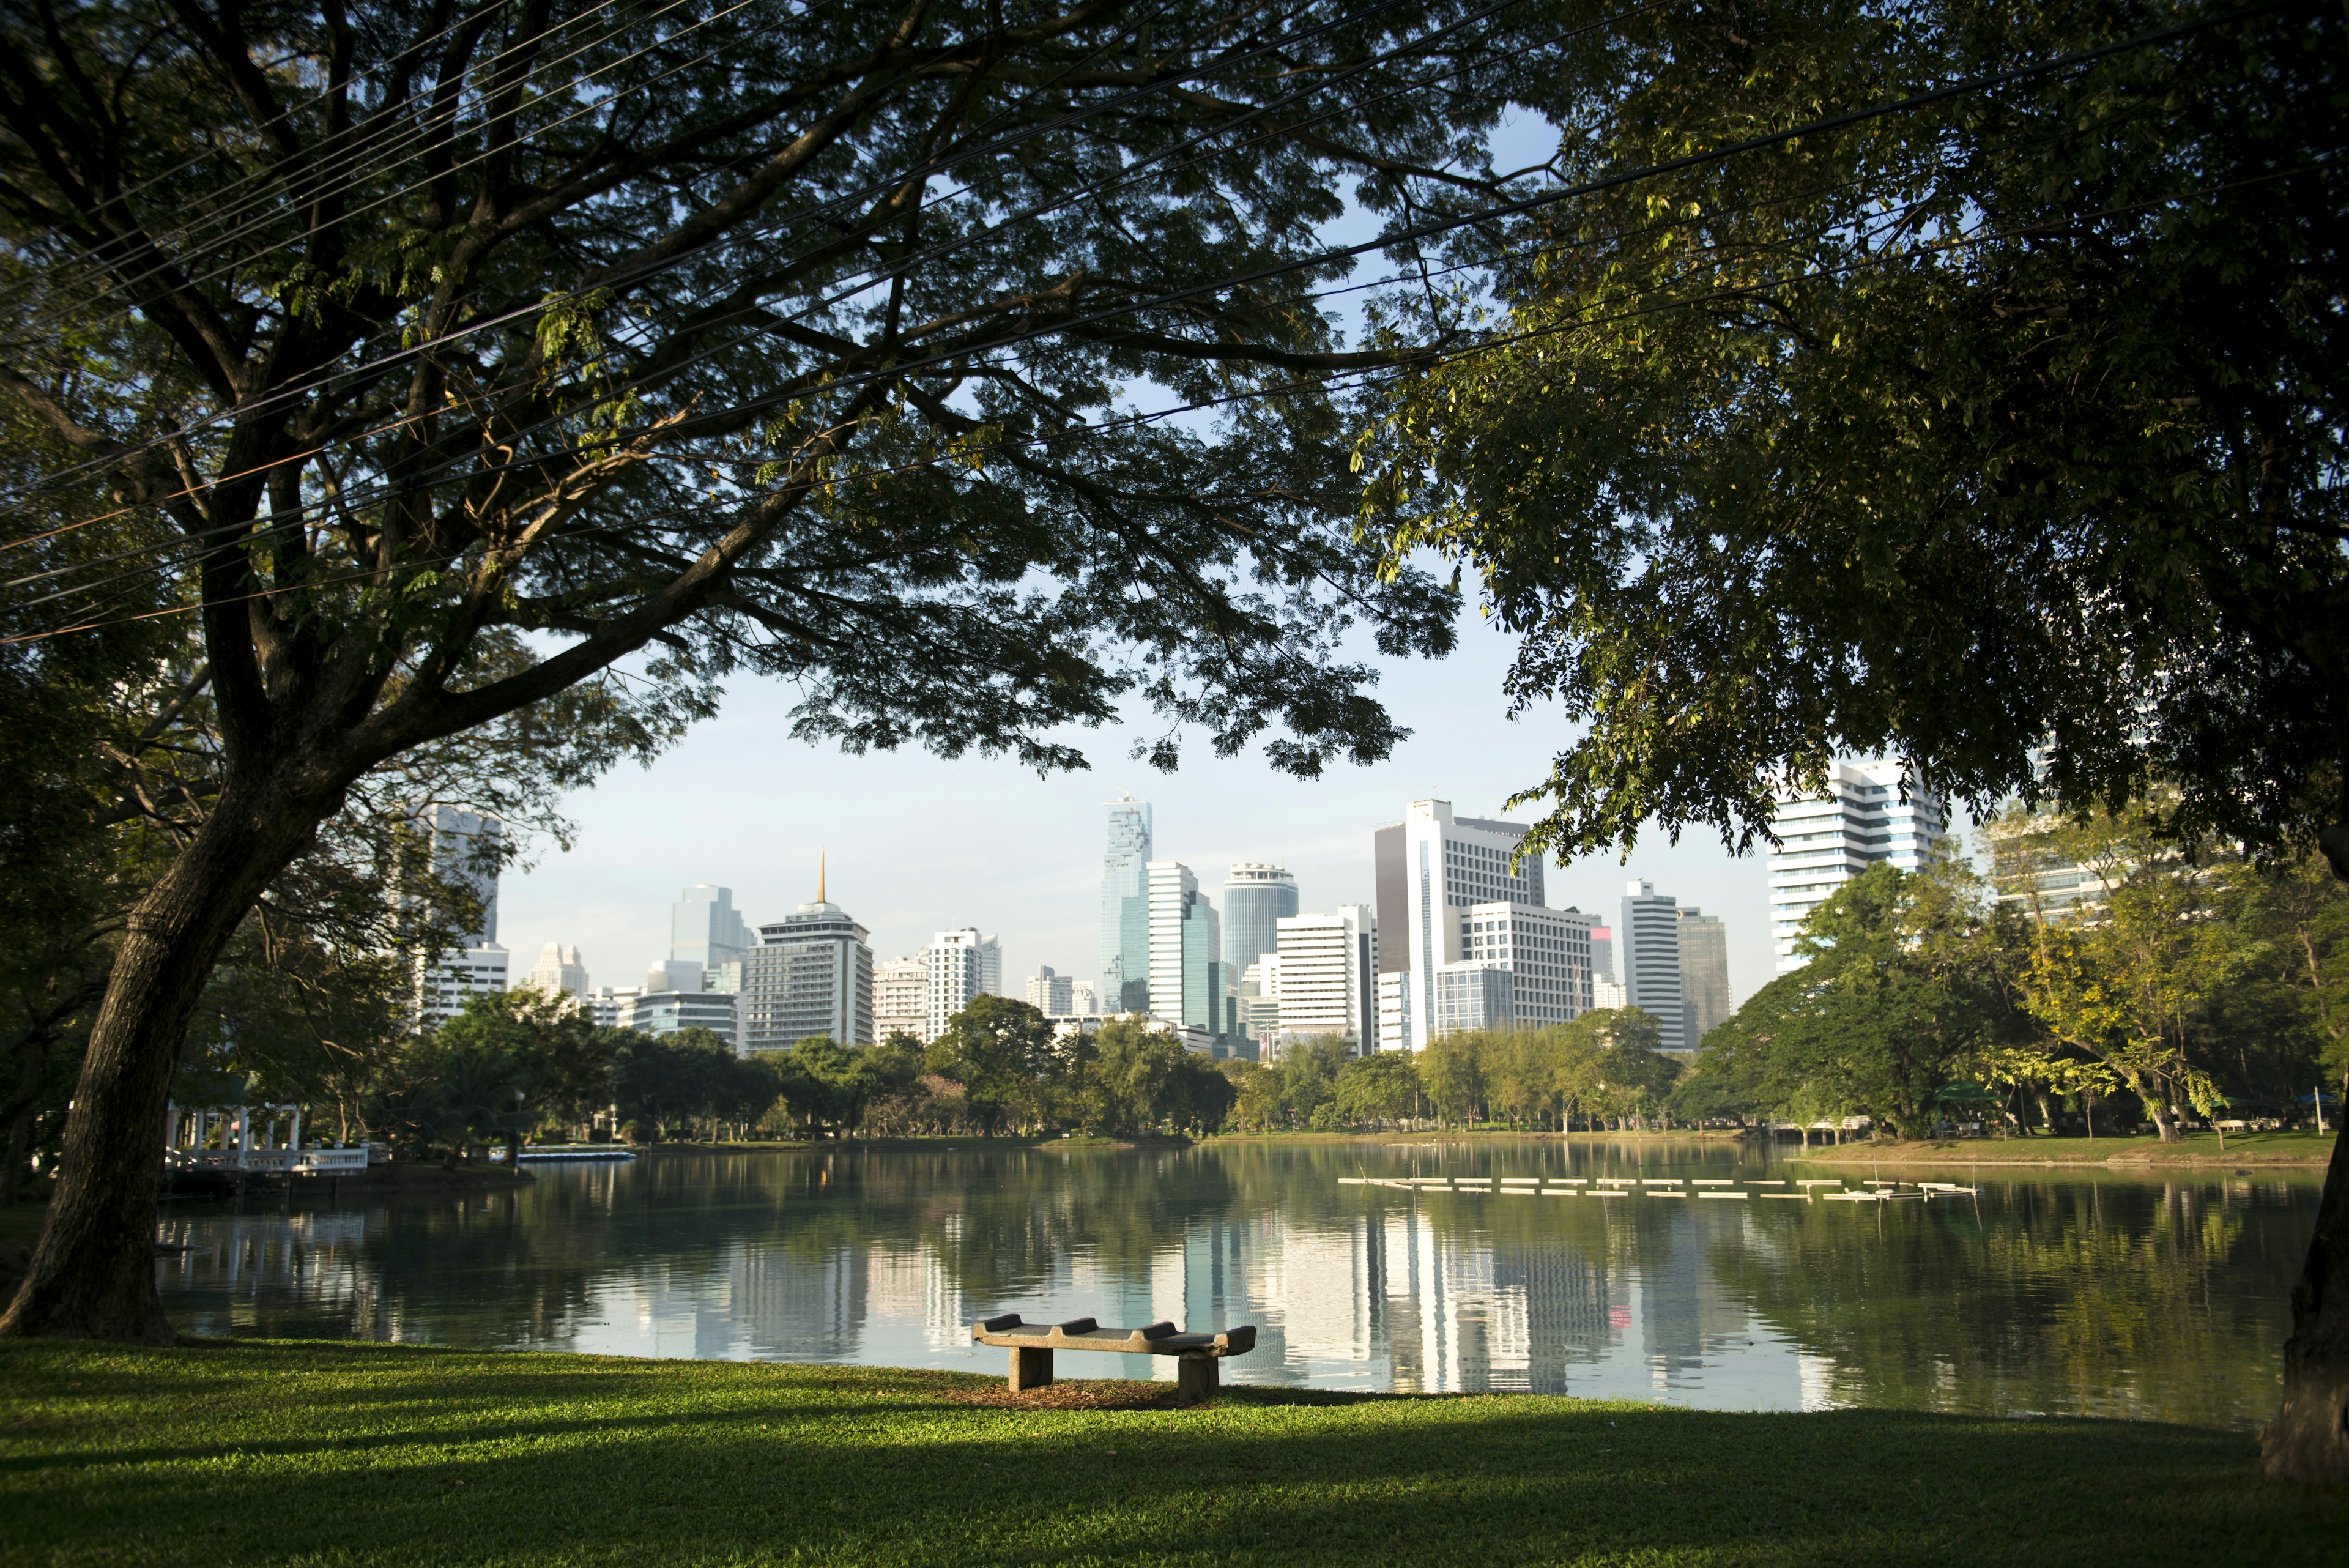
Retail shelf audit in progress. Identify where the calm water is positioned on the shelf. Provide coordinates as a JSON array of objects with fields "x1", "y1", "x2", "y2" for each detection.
[{"x1": 155, "y1": 1140, "x2": 2317, "y2": 1429}]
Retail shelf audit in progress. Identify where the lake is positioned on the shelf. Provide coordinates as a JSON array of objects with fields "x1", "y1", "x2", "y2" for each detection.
[{"x1": 155, "y1": 1139, "x2": 2316, "y2": 1429}]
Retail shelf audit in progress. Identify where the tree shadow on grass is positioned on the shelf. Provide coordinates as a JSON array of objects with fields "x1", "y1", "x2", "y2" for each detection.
[{"x1": 4, "y1": 1342, "x2": 2345, "y2": 1567}]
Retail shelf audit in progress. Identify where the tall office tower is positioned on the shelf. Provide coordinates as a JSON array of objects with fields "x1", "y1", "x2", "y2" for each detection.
[
  {"x1": 1026, "y1": 965, "x2": 1074, "y2": 1014},
  {"x1": 1100, "y1": 796, "x2": 1154, "y2": 1014},
  {"x1": 873, "y1": 956, "x2": 930, "y2": 1041},
  {"x1": 926, "y1": 929, "x2": 992, "y2": 1039},
  {"x1": 1620, "y1": 880, "x2": 1688, "y2": 1052},
  {"x1": 1371, "y1": 799, "x2": 1547, "y2": 1050},
  {"x1": 973, "y1": 934, "x2": 1003, "y2": 998},
  {"x1": 1222, "y1": 863, "x2": 1299, "y2": 983},
  {"x1": 1274, "y1": 905, "x2": 1378, "y2": 1052},
  {"x1": 1589, "y1": 924, "x2": 1615, "y2": 983},
  {"x1": 1981, "y1": 807, "x2": 2117, "y2": 919},
  {"x1": 672, "y1": 885, "x2": 752, "y2": 968},
  {"x1": 1459, "y1": 902, "x2": 1593, "y2": 1028},
  {"x1": 1067, "y1": 980, "x2": 1098, "y2": 1016},
  {"x1": 1147, "y1": 861, "x2": 1232, "y2": 1041},
  {"x1": 1675, "y1": 908, "x2": 1731, "y2": 1050},
  {"x1": 525, "y1": 942, "x2": 590, "y2": 1001},
  {"x1": 1768, "y1": 759, "x2": 1948, "y2": 972},
  {"x1": 414, "y1": 805, "x2": 509, "y2": 1027},
  {"x1": 739, "y1": 884, "x2": 874, "y2": 1053}
]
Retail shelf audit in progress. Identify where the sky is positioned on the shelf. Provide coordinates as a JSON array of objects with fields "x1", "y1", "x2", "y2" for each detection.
[{"x1": 496, "y1": 601, "x2": 1791, "y2": 1010}]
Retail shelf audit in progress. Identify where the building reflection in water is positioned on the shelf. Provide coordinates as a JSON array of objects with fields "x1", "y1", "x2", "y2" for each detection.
[{"x1": 154, "y1": 1151, "x2": 2309, "y2": 1426}]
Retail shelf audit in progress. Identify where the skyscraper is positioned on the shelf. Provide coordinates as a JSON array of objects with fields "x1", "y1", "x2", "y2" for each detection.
[
  {"x1": 1100, "y1": 797, "x2": 1153, "y2": 1013},
  {"x1": 1222, "y1": 863, "x2": 1299, "y2": 984},
  {"x1": 1274, "y1": 905, "x2": 1376, "y2": 1052},
  {"x1": 525, "y1": 942, "x2": 590, "y2": 1002},
  {"x1": 1675, "y1": 907, "x2": 1731, "y2": 1051},
  {"x1": 1620, "y1": 880, "x2": 1687, "y2": 1053},
  {"x1": 671, "y1": 885, "x2": 751, "y2": 974},
  {"x1": 1148, "y1": 861, "x2": 1232, "y2": 1044},
  {"x1": 926, "y1": 929, "x2": 995, "y2": 1039},
  {"x1": 1768, "y1": 759, "x2": 1947, "y2": 972},
  {"x1": 414, "y1": 805, "x2": 508, "y2": 1027},
  {"x1": 1371, "y1": 799, "x2": 1547, "y2": 1050},
  {"x1": 1026, "y1": 965, "x2": 1074, "y2": 1014},
  {"x1": 873, "y1": 956, "x2": 929, "y2": 1041},
  {"x1": 739, "y1": 870, "x2": 873, "y2": 1052}
]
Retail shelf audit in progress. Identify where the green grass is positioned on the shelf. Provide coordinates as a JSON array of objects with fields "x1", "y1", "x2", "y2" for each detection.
[
  {"x1": 2, "y1": 1340, "x2": 2340, "y2": 1566},
  {"x1": 1800, "y1": 1130, "x2": 2337, "y2": 1166}
]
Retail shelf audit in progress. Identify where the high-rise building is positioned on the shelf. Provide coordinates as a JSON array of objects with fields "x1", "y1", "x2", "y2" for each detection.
[
  {"x1": 587, "y1": 985, "x2": 635, "y2": 1028},
  {"x1": 1067, "y1": 979, "x2": 1098, "y2": 1016},
  {"x1": 1026, "y1": 965, "x2": 1074, "y2": 1014},
  {"x1": 874, "y1": 956, "x2": 929, "y2": 1041},
  {"x1": 1274, "y1": 905, "x2": 1377, "y2": 1052},
  {"x1": 1592, "y1": 975, "x2": 1628, "y2": 1011},
  {"x1": 1620, "y1": 880, "x2": 1687, "y2": 1053},
  {"x1": 1371, "y1": 799, "x2": 1547, "y2": 1050},
  {"x1": 672, "y1": 884, "x2": 751, "y2": 968},
  {"x1": 1222, "y1": 863, "x2": 1299, "y2": 984},
  {"x1": 1675, "y1": 908, "x2": 1731, "y2": 1051},
  {"x1": 1768, "y1": 759, "x2": 1947, "y2": 972},
  {"x1": 643, "y1": 959, "x2": 705, "y2": 995},
  {"x1": 1589, "y1": 924, "x2": 1615, "y2": 984},
  {"x1": 1100, "y1": 796, "x2": 1154, "y2": 1014},
  {"x1": 739, "y1": 879, "x2": 873, "y2": 1053},
  {"x1": 620, "y1": 986, "x2": 740, "y2": 1046},
  {"x1": 926, "y1": 929, "x2": 996, "y2": 1039},
  {"x1": 1460, "y1": 902, "x2": 1593, "y2": 1028},
  {"x1": 525, "y1": 942, "x2": 590, "y2": 1003},
  {"x1": 973, "y1": 935, "x2": 1003, "y2": 998},
  {"x1": 1433, "y1": 962, "x2": 1514, "y2": 1035},
  {"x1": 1238, "y1": 956, "x2": 1280, "y2": 1051},
  {"x1": 1148, "y1": 860, "x2": 1233, "y2": 1044},
  {"x1": 414, "y1": 805, "x2": 508, "y2": 1027},
  {"x1": 1376, "y1": 971, "x2": 1410, "y2": 1051}
]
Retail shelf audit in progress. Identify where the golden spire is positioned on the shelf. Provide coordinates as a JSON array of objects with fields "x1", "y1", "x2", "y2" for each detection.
[{"x1": 818, "y1": 849, "x2": 826, "y2": 904}]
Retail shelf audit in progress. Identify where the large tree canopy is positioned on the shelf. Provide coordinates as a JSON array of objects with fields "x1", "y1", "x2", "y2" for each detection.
[
  {"x1": 0, "y1": 0, "x2": 1565, "y2": 1343},
  {"x1": 1354, "y1": 0, "x2": 2349, "y2": 1486}
]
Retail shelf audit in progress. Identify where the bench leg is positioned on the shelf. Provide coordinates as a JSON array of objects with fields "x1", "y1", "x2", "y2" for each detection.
[
  {"x1": 1009, "y1": 1347, "x2": 1053, "y2": 1392},
  {"x1": 1176, "y1": 1354, "x2": 1219, "y2": 1404}
]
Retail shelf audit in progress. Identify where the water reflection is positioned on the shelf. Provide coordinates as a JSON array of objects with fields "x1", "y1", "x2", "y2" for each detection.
[{"x1": 155, "y1": 1142, "x2": 2315, "y2": 1428}]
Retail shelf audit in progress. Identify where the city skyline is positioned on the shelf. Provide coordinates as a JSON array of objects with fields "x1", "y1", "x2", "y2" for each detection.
[{"x1": 493, "y1": 623, "x2": 1823, "y2": 1025}]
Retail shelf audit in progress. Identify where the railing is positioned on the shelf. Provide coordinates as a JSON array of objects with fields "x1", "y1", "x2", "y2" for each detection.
[{"x1": 166, "y1": 1147, "x2": 369, "y2": 1175}]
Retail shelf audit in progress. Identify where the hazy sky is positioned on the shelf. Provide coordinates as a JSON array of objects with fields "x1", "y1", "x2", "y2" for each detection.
[{"x1": 498, "y1": 601, "x2": 1794, "y2": 1009}]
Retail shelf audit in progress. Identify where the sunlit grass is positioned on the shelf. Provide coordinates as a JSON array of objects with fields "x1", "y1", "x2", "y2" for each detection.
[{"x1": 3, "y1": 1338, "x2": 2341, "y2": 1566}]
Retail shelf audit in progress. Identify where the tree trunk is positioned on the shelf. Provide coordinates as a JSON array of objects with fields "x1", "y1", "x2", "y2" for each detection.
[
  {"x1": 0, "y1": 782, "x2": 322, "y2": 1341},
  {"x1": 2263, "y1": 1120, "x2": 2349, "y2": 1482}
]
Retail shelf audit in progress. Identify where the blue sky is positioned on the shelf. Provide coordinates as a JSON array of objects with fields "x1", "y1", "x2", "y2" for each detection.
[{"x1": 497, "y1": 598, "x2": 1789, "y2": 1008}]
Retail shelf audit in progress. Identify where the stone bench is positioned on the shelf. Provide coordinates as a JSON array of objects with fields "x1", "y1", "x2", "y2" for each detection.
[{"x1": 971, "y1": 1313, "x2": 1257, "y2": 1402}]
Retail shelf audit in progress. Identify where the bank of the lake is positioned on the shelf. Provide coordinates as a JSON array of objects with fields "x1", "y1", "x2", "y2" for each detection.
[
  {"x1": 3, "y1": 1339, "x2": 2340, "y2": 1567},
  {"x1": 1795, "y1": 1131, "x2": 2337, "y2": 1168}
]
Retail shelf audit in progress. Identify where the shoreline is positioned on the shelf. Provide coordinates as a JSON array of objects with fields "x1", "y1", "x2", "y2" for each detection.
[
  {"x1": 1789, "y1": 1132, "x2": 2334, "y2": 1169},
  {"x1": 4, "y1": 1337, "x2": 2338, "y2": 1566}
]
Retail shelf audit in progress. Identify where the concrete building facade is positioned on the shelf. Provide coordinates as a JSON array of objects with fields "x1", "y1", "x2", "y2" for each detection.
[
  {"x1": 1676, "y1": 908, "x2": 1732, "y2": 1051},
  {"x1": 1274, "y1": 905, "x2": 1377, "y2": 1052},
  {"x1": 1372, "y1": 800, "x2": 1546, "y2": 1052},
  {"x1": 1768, "y1": 759, "x2": 1947, "y2": 972},
  {"x1": 925, "y1": 929, "x2": 996, "y2": 1039},
  {"x1": 1620, "y1": 880, "x2": 1687, "y2": 1053},
  {"x1": 414, "y1": 805, "x2": 508, "y2": 1028},
  {"x1": 740, "y1": 897, "x2": 873, "y2": 1053},
  {"x1": 873, "y1": 956, "x2": 929, "y2": 1042}
]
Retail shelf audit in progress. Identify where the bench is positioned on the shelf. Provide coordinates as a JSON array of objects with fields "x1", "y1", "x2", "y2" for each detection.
[{"x1": 971, "y1": 1313, "x2": 1257, "y2": 1402}]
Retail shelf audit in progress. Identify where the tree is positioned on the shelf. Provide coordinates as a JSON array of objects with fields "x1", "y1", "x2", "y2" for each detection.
[
  {"x1": 1, "y1": 0, "x2": 1556, "y2": 1340},
  {"x1": 1352, "y1": 0, "x2": 2349, "y2": 1470},
  {"x1": 927, "y1": 997, "x2": 1057, "y2": 1134},
  {"x1": 1335, "y1": 1050, "x2": 1418, "y2": 1128},
  {"x1": 1417, "y1": 1030, "x2": 1487, "y2": 1127}
]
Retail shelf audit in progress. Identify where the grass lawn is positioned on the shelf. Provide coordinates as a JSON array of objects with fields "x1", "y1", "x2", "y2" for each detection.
[
  {"x1": 1798, "y1": 1130, "x2": 2337, "y2": 1167},
  {"x1": 2, "y1": 1339, "x2": 2341, "y2": 1566}
]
